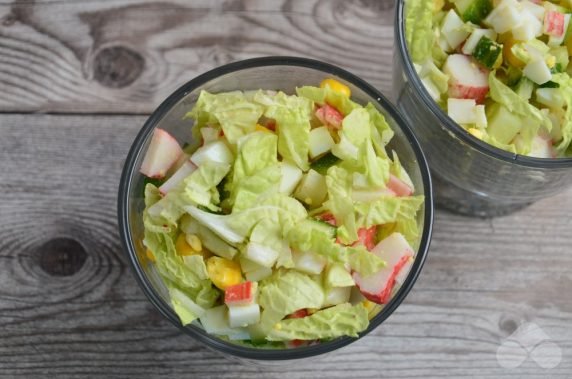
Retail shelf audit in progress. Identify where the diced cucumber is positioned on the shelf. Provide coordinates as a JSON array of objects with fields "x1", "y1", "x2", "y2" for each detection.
[
  {"x1": 455, "y1": 0, "x2": 493, "y2": 24},
  {"x1": 515, "y1": 77, "x2": 535, "y2": 100},
  {"x1": 310, "y1": 152, "x2": 340, "y2": 175},
  {"x1": 550, "y1": 63, "x2": 565, "y2": 74},
  {"x1": 539, "y1": 81, "x2": 560, "y2": 88},
  {"x1": 308, "y1": 218, "x2": 336, "y2": 239},
  {"x1": 486, "y1": 103, "x2": 523, "y2": 143},
  {"x1": 472, "y1": 36, "x2": 503, "y2": 69},
  {"x1": 462, "y1": 28, "x2": 497, "y2": 55}
]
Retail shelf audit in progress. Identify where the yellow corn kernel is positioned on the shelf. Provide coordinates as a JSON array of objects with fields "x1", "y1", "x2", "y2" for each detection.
[
  {"x1": 146, "y1": 249, "x2": 156, "y2": 263},
  {"x1": 566, "y1": 36, "x2": 572, "y2": 56},
  {"x1": 175, "y1": 233, "x2": 196, "y2": 256},
  {"x1": 502, "y1": 38, "x2": 525, "y2": 69},
  {"x1": 362, "y1": 300, "x2": 377, "y2": 314},
  {"x1": 320, "y1": 78, "x2": 351, "y2": 97},
  {"x1": 255, "y1": 123, "x2": 272, "y2": 133},
  {"x1": 468, "y1": 128, "x2": 484, "y2": 140},
  {"x1": 185, "y1": 234, "x2": 202, "y2": 252},
  {"x1": 275, "y1": 323, "x2": 282, "y2": 330},
  {"x1": 433, "y1": 0, "x2": 444, "y2": 12},
  {"x1": 546, "y1": 55, "x2": 556, "y2": 69},
  {"x1": 206, "y1": 256, "x2": 242, "y2": 290}
]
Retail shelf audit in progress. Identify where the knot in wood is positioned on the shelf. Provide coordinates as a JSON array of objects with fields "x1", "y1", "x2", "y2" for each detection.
[
  {"x1": 37, "y1": 238, "x2": 87, "y2": 277},
  {"x1": 93, "y1": 46, "x2": 144, "y2": 88}
]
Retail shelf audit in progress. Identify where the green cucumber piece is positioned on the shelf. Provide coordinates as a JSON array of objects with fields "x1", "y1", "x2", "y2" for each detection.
[
  {"x1": 310, "y1": 153, "x2": 340, "y2": 175},
  {"x1": 550, "y1": 63, "x2": 565, "y2": 74},
  {"x1": 455, "y1": 0, "x2": 493, "y2": 24},
  {"x1": 473, "y1": 36, "x2": 503, "y2": 69},
  {"x1": 539, "y1": 81, "x2": 560, "y2": 89}
]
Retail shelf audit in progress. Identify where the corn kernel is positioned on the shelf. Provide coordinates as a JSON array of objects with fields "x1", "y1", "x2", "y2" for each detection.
[
  {"x1": 185, "y1": 234, "x2": 202, "y2": 252},
  {"x1": 362, "y1": 300, "x2": 377, "y2": 313},
  {"x1": 433, "y1": 0, "x2": 444, "y2": 12},
  {"x1": 146, "y1": 249, "x2": 156, "y2": 263},
  {"x1": 275, "y1": 323, "x2": 282, "y2": 330},
  {"x1": 255, "y1": 123, "x2": 272, "y2": 133},
  {"x1": 546, "y1": 55, "x2": 556, "y2": 69},
  {"x1": 468, "y1": 128, "x2": 484, "y2": 140},
  {"x1": 206, "y1": 256, "x2": 242, "y2": 290},
  {"x1": 175, "y1": 233, "x2": 196, "y2": 256},
  {"x1": 320, "y1": 78, "x2": 351, "y2": 97},
  {"x1": 503, "y1": 38, "x2": 525, "y2": 69}
]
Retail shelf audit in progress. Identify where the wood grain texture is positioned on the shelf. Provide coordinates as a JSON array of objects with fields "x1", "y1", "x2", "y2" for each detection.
[
  {"x1": 0, "y1": 0, "x2": 394, "y2": 113},
  {"x1": 1, "y1": 114, "x2": 571, "y2": 378}
]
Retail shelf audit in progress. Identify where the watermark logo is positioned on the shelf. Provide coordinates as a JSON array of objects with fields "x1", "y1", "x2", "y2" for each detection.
[{"x1": 496, "y1": 322, "x2": 562, "y2": 369}]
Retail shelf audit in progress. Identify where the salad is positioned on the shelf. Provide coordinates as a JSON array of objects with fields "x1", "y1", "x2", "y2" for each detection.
[
  {"x1": 138, "y1": 78, "x2": 424, "y2": 348},
  {"x1": 405, "y1": 0, "x2": 572, "y2": 158}
]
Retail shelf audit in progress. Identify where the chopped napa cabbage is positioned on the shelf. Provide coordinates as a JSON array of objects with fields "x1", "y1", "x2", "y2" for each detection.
[
  {"x1": 186, "y1": 90, "x2": 264, "y2": 145},
  {"x1": 258, "y1": 270, "x2": 325, "y2": 332},
  {"x1": 267, "y1": 303, "x2": 369, "y2": 341}
]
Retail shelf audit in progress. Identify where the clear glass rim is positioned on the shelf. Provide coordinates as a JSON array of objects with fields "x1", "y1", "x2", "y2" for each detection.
[
  {"x1": 394, "y1": 0, "x2": 572, "y2": 168},
  {"x1": 117, "y1": 56, "x2": 434, "y2": 360}
]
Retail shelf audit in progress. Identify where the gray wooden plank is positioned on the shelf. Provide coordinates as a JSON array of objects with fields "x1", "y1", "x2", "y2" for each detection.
[
  {"x1": 0, "y1": 113, "x2": 571, "y2": 378},
  {"x1": 0, "y1": 0, "x2": 395, "y2": 113}
]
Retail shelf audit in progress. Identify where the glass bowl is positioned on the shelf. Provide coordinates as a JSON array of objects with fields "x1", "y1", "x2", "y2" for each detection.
[
  {"x1": 118, "y1": 56, "x2": 434, "y2": 362},
  {"x1": 393, "y1": 0, "x2": 572, "y2": 218}
]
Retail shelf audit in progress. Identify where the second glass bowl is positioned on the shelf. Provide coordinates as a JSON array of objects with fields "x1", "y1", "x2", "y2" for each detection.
[{"x1": 393, "y1": 0, "x2": 572, "y2": 218}]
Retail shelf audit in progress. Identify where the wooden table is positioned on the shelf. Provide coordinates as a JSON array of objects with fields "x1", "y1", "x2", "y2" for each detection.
[{"x1": 1, "y1": 1, "x2": 571, "y2": 377}]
